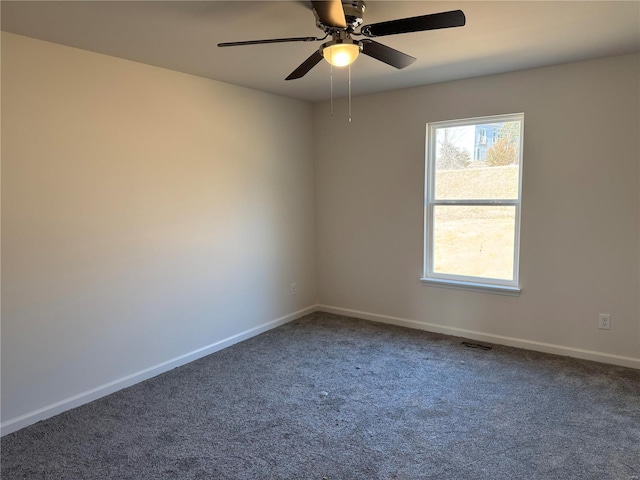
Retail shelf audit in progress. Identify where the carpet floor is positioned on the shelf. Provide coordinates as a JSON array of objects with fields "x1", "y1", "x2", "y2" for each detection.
[{"x1": 2, "y1": 312, "x2": 639, "y2": 479}]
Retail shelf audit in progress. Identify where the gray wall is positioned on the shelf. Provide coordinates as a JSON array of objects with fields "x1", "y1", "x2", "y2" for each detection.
[
  {"x1": 1, "y1": 33, "x2": 317, "y2": 430},
  {"x1": 314, "y1": 54, "x2": 640, "y2": 366}
]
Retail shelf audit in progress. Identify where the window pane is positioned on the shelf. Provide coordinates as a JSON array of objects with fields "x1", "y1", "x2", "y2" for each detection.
[
  {"x1": 432, "y1": 206, "x2": 515, "y2": 281},
  {"x1": 434, "y1": 121, "x2": 521, "y2": 200}
]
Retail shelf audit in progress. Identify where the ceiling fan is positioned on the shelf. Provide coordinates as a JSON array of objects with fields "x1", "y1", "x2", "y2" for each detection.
[{"x1": 218, "y1": 1, "x2": 466, "y2": 80}]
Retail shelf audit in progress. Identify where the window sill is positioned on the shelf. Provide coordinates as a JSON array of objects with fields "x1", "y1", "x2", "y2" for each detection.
[{"x1": 420, "y1": 278, "x2": 521, "y2": 296}]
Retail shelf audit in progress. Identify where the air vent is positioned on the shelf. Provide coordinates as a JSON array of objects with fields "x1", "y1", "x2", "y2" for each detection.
[{"x1": 462, "y1": 341, "x2": 492, "y2": 351}]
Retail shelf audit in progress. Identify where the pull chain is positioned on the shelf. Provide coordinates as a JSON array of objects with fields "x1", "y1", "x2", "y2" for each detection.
[
  {"x1": 330, "y1": 63, "x2": 334, "y2": 119},
  {"x1": 348, "y1": 63, "x2": 352, "y2": 123},
  {"x1": 329, "y1": 63, "x2": 354, "y2": 122}
]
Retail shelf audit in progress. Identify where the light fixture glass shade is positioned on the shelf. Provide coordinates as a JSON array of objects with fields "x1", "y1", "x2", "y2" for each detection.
[{"x1": 323, "y1": 43, "x2": 360, "y2": 67}]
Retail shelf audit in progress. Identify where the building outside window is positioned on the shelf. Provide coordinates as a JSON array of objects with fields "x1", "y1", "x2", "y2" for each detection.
[{"x1": 473, "y1": 123, "x2": 502, "y2": 160}]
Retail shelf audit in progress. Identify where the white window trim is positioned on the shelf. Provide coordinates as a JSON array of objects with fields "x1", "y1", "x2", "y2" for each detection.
[{"x1": 422, "y1": 113, "x2": 524, "y2": 295}]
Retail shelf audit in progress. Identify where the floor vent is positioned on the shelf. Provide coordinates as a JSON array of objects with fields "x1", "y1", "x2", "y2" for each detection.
[{"x1": 462, "y1": 341, "x2": 492, "y2": 351}]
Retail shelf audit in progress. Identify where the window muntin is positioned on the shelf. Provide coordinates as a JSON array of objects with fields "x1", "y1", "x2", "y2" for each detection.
[{"x1": 423, "y1": 113, "x2": 524, "y2": 292}]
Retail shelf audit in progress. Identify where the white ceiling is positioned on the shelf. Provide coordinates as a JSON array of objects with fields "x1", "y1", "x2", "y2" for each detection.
[{"x1": 2, "y1": 1, "x2": 639, "y2": 102}]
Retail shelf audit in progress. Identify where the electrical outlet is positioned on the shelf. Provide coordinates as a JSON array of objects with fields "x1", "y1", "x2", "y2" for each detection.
[
  {"x1": 291, "y1": 283, "x2": 297, "y2": 296},
  {"x1": 598, "y1": 313, "x2": 611, "y2": 330}
]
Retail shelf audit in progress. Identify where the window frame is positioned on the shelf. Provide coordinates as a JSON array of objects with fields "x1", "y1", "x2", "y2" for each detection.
[{"x1": 421, "y1": 113, "x2": 524, "y2": 296}]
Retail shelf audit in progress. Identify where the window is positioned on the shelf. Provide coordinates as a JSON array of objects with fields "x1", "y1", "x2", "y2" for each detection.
[
  {"x1": 477, "y1": 127, "x2": 487, "y2": 145},
  {"x1": 422, "y1": 113, "x2": 524, "y2": 295}
]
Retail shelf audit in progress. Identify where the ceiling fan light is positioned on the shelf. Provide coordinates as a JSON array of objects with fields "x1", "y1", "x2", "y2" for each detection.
[{"x1": 323, "y1": 43, "x2": 360, "y2": 67}]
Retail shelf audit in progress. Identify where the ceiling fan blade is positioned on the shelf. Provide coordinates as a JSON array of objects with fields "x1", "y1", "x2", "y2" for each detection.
[
  {"x1": 360, "y1": 10, "x2": 465, "y2": 38},
  {"x1": 311, "y1": 0, "x2": 347, "y2": 28},
  {"x1": 218, "y1": 36, "x2": 320, "y2": 47},
  {"x1": 286, "y1": 50, "x2": 324, "y2": 80},
  {"x1": 361, "y1": 40, "x2": 416, "y2": 69}
]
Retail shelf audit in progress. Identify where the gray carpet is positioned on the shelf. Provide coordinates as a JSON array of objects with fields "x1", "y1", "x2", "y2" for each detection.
[{"x1": 2, "y1": 312, "x2": 640, "y2": 479}]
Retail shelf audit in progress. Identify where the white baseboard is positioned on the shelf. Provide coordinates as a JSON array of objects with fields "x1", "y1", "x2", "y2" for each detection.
[
  {"x1": 0, "y1": 305, "x2": 318, "y2": 437},
  {"x1": 317, "y1": 304, "x2": 640, "y2": 370}
]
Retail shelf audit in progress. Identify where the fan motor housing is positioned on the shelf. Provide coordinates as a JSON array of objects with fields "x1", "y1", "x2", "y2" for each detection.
[
  {"x1": 343, "y1": 1, "x2": 366, "y2": 29},
  {"x1": 315, "y1": 1, "x2": 366, "y2": 32}
]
